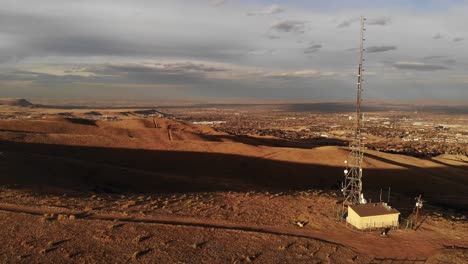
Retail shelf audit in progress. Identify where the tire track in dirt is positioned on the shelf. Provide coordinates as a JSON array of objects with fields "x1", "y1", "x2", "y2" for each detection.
[
  {"x1": 0, "y1": 203, "x2": 345, "y2": 247},
  {"x1": 1, "y1": 203, "x2": 463, "y2": 259}
]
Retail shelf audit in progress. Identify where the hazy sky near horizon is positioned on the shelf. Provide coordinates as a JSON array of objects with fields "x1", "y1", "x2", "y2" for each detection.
[{"x1": 0, "y1": 0, "x2": 467, "y2": 102}]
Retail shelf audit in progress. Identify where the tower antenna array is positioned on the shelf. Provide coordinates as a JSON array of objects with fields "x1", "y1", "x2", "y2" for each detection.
[{"x1": 341, "y1": 16, "x2": 367, "y2": 213}]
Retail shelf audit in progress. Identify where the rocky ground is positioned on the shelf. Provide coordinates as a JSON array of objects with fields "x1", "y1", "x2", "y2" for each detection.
[{"x1": 0, "y1": 188, "x2": 467, "y2": 263}]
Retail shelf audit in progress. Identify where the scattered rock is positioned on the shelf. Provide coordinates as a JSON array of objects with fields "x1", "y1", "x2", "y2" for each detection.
[
  {"x1": 43, "y1": 213, "x2": 57, "y2": 221},
  {"x1": 40, "y1": 247, "x2": 58, "y2": 254},
  {"x1": 66, "y1": 251, "x2": 82, "y2": 259},
  {"x1": 294, "y1": 220, "x2": 308, "y2": 228},
  {"x1": 21, "y1": 240, "x2": 35, "y2": 248},
  {"x1": 48, "y1": 239, "x2": 71, "y2": 247},
  {"x1": 17, "y1": 254, "x2": 30, "y2": 260},
  {"x1": 243, "y1": 255, "x2": 256, "y2": 263},
  {"x1": 191, "y1": 241, "x2": 207, "y2": 249},
  {"x1": 132, "y1": 248, "x2": 152, "y2": 260},
  {"x1": 121, "y1": 200, "x2": 137, "y2": 209},
  {"x1": 109, "y1": 223, "x2": 125, "y2": 229},
  {"x1": 133, "y1": 235, "x2": 151, "y2": 244},
  {"x1": 57, "y1": 214, "x2": 68, "y2": 221}
]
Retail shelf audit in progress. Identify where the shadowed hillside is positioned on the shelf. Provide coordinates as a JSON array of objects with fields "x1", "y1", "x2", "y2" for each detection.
[{"x1": 0, "y1": 117, "x2": 466, "y2": 211}]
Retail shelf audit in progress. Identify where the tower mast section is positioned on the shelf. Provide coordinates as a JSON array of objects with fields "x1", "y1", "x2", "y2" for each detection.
[{"x1": 342, "y1": 16, "x2": 366, "y2": 209}]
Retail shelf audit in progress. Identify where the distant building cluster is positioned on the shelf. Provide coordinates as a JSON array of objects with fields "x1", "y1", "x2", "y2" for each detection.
[{"x1": 161, "y1": 106, "x2": 468, "y2": 157}]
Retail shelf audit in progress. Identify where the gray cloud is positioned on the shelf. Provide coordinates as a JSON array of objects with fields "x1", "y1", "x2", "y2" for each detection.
[
  {"x1": 266, "y1": 34, "x2": 281, "y2": 40},
  {"x1": 422, "y1": 55, "x2": 446, "y2": 60},
  {"x1": 304, "y1": 43, "x2": 323, "y2": 54},
  {"x1": 0, "y1": 62, "x2": 231, "y2": 89},
  {"x1": 453, "y1": 37, "x2": 464, "y2": 42},
  {"x1": 368, "y1": 17, "x2": 391, "y2": 26},
  {"x1": 0, "y1": 62, "x2": 357, "y2": 101},
  {"x1": 421, "y1": 55, "x2": 456, "y2": 65},
  {"x1": 0, "y1": 8, "x2": 249, "y2": 62},
  {"x1": 366, "y1": 45, "x2": 397, "y2": 53},
  {"x1": 247, "y1": 49, "x2": 274, "y2": 56},
  {"x1": 0, "y1": 62, "x2": 350, "y2": 91},
  {"x1": 338, "y1": 17, "x2": 389, "y2": 28},
  {"x1": 433, "y1": 33, "x2": 443, "y2": 39},
  {"x1": 86, "y1": 62, "x2": 228, "y2": 79},
  {"x1": 444, "y1": 59, "x2": 456, "y2": 64},
  {"x1": 31, "y1": 35, "x2": 139, "y2": 57},
  {"x1": 392, "y1": 62, "x2": 448, "y2": 71},
  {"x1": 247, "y1": 4, "x2": 285, "y2": 16},
  {"x1": 346, "y1": 47, "x2": 359, "y2": 52},
  {"x1": 271, "y1": 20, "x2": 306, "y2": 33},
  {"x1": 336, "y1": 19, "x2": 356, "y2": 28},
  {"x1": 337, "y1": 18, "x2": 359, "y2": 28},
  {"x1": 0, "y1": 70, "x2": 94, "y2": 85},
  {"x1": 263, "y1": 70, "x2": 347, "y2": 80},
  {"x1": 337, "y1": 21, "x2": 350, "y2": 28},
  {"x1": 210, "y1": 0, "x2": 226, "y2": 6}
]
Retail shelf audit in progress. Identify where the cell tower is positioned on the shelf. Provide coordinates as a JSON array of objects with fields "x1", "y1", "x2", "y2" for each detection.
[{"x1": 341, "y1": 16, "x2": 367, "y2": 212}]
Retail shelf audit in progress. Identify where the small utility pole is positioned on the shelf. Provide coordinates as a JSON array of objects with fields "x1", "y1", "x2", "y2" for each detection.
[
  {"x1": 388, "y1": 187, "x2": 391, "y2": 203},
  {"x1": 413, "y1": 194, "x2": 423, "y2": 230}
]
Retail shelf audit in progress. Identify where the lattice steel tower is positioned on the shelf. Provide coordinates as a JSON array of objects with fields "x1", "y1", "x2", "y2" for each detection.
[{"x1": 342, "y1": 16, "x2": 366, "y2": 208}]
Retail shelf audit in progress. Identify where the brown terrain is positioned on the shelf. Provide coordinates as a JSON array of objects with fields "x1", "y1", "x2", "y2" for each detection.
[{"x1": 0, "y1": 101, "x2": 467, "y2": 263}]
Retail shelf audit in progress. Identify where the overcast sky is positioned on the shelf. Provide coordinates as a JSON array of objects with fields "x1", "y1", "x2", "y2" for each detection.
[{"x1": 0, "y1": 0, "x2": 467, "y2": 102}]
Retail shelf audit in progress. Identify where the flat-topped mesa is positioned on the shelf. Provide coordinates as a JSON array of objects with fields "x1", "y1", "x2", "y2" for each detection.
[{"x1": 0, "y1": 98, "x2": 33, "y2": 107}]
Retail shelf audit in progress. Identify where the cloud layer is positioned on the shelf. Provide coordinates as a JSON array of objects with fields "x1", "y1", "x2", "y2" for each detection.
[
  {"x1": 366, "y1": 45, "x2": 397, "y2": 53},
  {"x1": 271, "y1": 20, "x2": 306, "y2": 33},
  {"x1": 247, "y1": 4, "x2": 285, "y2": 16},
  {"x1": 0, "y1": 0, "x2": 467, "y2": 102},
  {"x1": 392, "y1": 62, "x2": 448, "y2": 71}
]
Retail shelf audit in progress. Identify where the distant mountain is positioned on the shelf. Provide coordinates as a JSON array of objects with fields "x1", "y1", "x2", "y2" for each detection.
[{"x1": 0, "y1": 98, "x2": 33, "y2": 107}]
